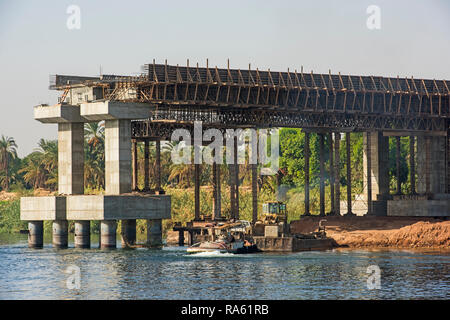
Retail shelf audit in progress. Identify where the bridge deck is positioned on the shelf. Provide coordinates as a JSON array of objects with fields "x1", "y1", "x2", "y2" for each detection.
[{"x1": 50, "y1": 62, "x2": 450, "y2": 132}]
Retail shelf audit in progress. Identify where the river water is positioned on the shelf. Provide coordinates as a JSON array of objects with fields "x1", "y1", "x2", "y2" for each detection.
[{"x1": 0, "y1": 234, "x2": 448, "y2": 300}]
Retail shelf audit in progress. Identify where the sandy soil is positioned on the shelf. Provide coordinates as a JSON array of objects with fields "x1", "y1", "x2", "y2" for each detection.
[
  {"x1": 0, "y1": 189, "x2": 56, "y2": 201},
  {"x1": 290, "y1": 216, "x2": 450, "y2": 249},
  {"x1": 0, "y1": 191, "x2": 17, "y2": 201}
]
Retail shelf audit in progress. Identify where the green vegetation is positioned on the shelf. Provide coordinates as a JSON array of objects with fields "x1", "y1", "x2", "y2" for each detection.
[
  {"x1": 0, "y1": 199, "x2": 26, "y2": 233},
  {"x1": 0, "y1": 126, "x2": 413, "y2": 234}
]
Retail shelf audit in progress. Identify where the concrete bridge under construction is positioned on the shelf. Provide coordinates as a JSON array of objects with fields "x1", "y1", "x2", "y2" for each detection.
[{"x1": 21, "y1": 61, "x2": 450, "y2": 249}]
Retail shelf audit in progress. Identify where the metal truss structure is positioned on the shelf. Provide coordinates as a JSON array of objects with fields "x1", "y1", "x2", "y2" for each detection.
[{"x1": 50, "y1": 61, "x2": 450, "y2": 135}]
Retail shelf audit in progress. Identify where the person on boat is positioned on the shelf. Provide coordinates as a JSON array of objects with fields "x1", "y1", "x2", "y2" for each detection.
[{"x1": 226, "y1": 233, "x2": 235, "y2": 243}]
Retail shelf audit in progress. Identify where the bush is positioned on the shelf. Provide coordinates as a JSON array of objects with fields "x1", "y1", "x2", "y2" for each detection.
[{"x1": 0, "y1": 199, "x2": 27, "y2": 233}]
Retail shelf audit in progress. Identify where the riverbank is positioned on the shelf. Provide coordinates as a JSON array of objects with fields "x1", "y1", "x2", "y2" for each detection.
[
  {"x1": 3, "y1": 191, "x2": 449, "y2": 249},
  {"x1": 290, "y1": 216, "x2": 450, "y2": 249}
]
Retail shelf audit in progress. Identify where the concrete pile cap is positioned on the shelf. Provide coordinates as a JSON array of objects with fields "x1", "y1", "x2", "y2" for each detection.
[{"x1": 34, "y1": 104, "x2": 86, "y2": 123}]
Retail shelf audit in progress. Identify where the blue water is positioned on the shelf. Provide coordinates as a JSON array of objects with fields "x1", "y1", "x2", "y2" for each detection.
[{"x1": 0, "y1": 235, "x2": 448, "y2": 300}]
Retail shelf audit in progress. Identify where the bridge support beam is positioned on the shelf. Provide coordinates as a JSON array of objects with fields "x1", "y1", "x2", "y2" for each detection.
[
  {"x1": 329, "y1": 133, "x2": 335, "y2": 215},
  {"x1": 28, "y1": 221, "x2": 43, "y2": 248},
  {"x1": 155, "y1": 140, "x2": 162, "y2": 193},
  {"x1": 396, "y1": 136, "x2": 402, "y2": 195},
  {"x1": 304, "y1": 132, "x2": 310, "y2": 216},
  {"x1": 105, "y1": 119, "x2": 132, "y2": 195},
  {"x1": 409, "y1": 136, "x2": 416, "y2": 195},
  {"x1": 132, "y1": 140, "x2": 138, "y2": 191},
  {"x1": 194, "y1": 163, "x2": 200, "y2": 220},
  {"x1": 147, "y1": 219, "x2": 162, "y2": 247},
  {"x1": 212, "y1": 162, "x2": 222, "y2": 220},
  {"x1": 121, "y1": 219, "x2": 136, "y2": 248},
  {"x1": 252, "y1": 163, "x2": 258, "y2": 223},
  {"x1": 334, "y1": 132, "x2": 341, "y2": 216},
  {"x1": 216, "y1": 164, "x2": 221, "y2": 219},
  {"x1": 52, "y1": 220, "x2": 68, "y2": 249},
  {"x1": 74, "y1": 221, "x2": 90, "y2": 248},
  {"x1": 212, "y1": 162, "x2": 218, "y2": 220},
  {"x1": 417, "y1": 136, "x2": 447, "y2": 195},
  {"x1": 229, "y1": 163, "x2": 236, "y2": 219},
  {"x1": 363, "y1": 132, "x2": 390, "y2": 216},
  {"x1": 346, "y1": 133, "x2": 354, "y2": 216},
  {"x1": 58, "y1": 123, "x2": 85, "y2": 195},
  {"x1": 366, "y1": 132, "x2": 372, "y2": 215},
  {"x1": 234, "y1": 137, "x2": 240, "y2": 220},
  {"x1": 144, "y1": 140, "x2": 150, "y2": 191},
  {"x1": 319, "y1": 133, "x2": 325, "y2": 216},
  {"x1": 100, "y1": 220, "x2": 117, "y2": 249}
]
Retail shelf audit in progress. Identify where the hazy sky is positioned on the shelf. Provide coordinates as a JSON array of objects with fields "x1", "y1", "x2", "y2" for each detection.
[{"x1": 0, "y1": 0, "x2": 449, "y2": 157}]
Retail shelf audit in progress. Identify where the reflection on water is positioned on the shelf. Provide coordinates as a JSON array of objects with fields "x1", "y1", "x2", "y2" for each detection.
[{"x1": 0, "y1": 234, "x2": 448, "y2": 300}]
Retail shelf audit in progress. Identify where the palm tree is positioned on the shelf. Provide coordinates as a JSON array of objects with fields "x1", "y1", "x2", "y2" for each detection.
[
  {"x1": 0, "y1": 135, "x2": 18, "y2": 191},
  {"x1": 168, "y1": 163, "x2": 192, "y2": 187},
  {"x1": 84, "y1": 122, "x2": 105, "y2": 148},
  {"x1": 84, "y1": 122, "x2": 105, "y2": 190},
  {"x1": 36, "y1": 139, "x2": 58, "y2": 173},
  {"x1": 18, "y1": 139, "x2": 58, "y2": 190},
  {"x1": 19, "y1": 153, "x2": 47, "y2": 189}
]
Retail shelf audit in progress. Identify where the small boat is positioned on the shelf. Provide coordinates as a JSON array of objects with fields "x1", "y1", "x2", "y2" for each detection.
[
  {"x1": 186, "y1": 239, "x2": 245, "y2": 254},
  {"x1": 186, "y1": 220, "x2": 260, "y2": 254}
]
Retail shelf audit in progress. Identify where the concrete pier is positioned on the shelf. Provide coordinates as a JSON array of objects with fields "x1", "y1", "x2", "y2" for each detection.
[
  {"x1": 417, "y1": 136, "x2": 447, "y2": 195},
  {"x1": 28, "y1": 221, "x2": 43, "y2": 248},
  {"x1": 52, "y1": 220, "x2": 68, "y2": 249},
  {"x1": 121, "y1": 219, "x2": 136, "y2": 247},
  {"x1": 345, "y1": 132, "x2": 354, "y2": 215},
  {"x1": 100, "y1": 220, "x2": 117, "y2": 249},
  {"x1": 363, "y1": 131, "x2": 390, "y2": 215},
  {"x1": 58, "y1": 123, "x2": 84, "y2": 195},
  {"x1": 334, "y1": 132, "x2": 341, "y2": 216},
  {"x1": 105, "y1": 119, "x2": 132, "y2": 195},
  {"x1": 74, "y1": 221, "x2": 90, "y2": 248},
  {"x1": 147, "y1": 219, "x2": 162, "y2": 247},
  {"x1": 304, "y1": 132, "x2": 310, "y2": 216},
  {"x1": 319, "y1": 133, "x2": 325, "y2": 216}
]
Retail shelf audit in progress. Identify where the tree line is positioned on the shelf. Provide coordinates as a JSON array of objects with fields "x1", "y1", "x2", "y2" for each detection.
[{"x1": 0, "y1": 126, "x2": 410, "y2": 195}]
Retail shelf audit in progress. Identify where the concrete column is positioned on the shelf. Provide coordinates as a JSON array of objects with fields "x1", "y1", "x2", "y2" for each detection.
[
  {"x1": 447, "y1": 132, "x2": 450, "y2": 194},
  {"x1": 52, "y1": 220, "x2": 68, "y2": 249},
  {"x1": 132, "y1": 140, "x2": 138, "y2": 191},
  {"x1": 155, "y1": 140, "x2": 161, "y2": 192},
  {"x1": 334, "y1": 132, "x2": 341, "y2": 216},
  {"x1": 346, "y1": 132, "x2": 353, "y2": 215},
  {"x1": 74, "y1": 221, "x2": 90, "y2": 249},
  {"x1": 28, "y1": 221, "x2": 43, "y2": 248},
  {"x1": 229, "y1": 163, "x2": 236, "y2": 219},
  {"x1": 363, "y1": 132, "x2": 390, "y2": 200},
  {"x1": 304, "y1": 132, "x2": 310, "y2": 216},
  {"x1": 216, "y1": 164, "x2": 221, "y2": 218},
  {"x1": 58, "y1": 123, "x2": 84, "y2": 195},
  {"x1": 319, "y1": 133, "x2": 325, "y2": 216},
  {"x1": 121, "y1": 219, "x2": 136, "y2": 247},
  {"x1": 366, "y1": 132, "x2": 372, "y2": 215},
  {"x1": 417, "y1": 135, "x2": 447, "y2": 195},
  {"x1": 105, "y1": 120, "x2": 132, "y2": 195},
  {"x1": 144, "y1": 140, "x2": 150, "y2": 191},
  {"x1": 212, "y1": 162, "x2": 218, "y2": 220},
  {"x1": 178, "y1": 230, "x2": 185, "y2": 246},
  {"x1": 234, "y1": 137, "x2": 240, "y2": 220},
  {"x1": 396, "y1": 136, "x2": 402, "y2": 195},
  {"x1": 194, "y1": 163, "x2": 200, "y2": 220},
  {"x1": 100, "y1": 220, "x2": 117, "y2": 249},
  {"x1": 252, "y1": 163, "x2": 258, "y2": 223},
  {"x1": 329, "y1": 133, "x2": 335, "y2": 215},
  {"x1": 425, "y1": 137, "x2": 431, "y2": 194},
  {"x1": 409, "y1": 136, "x2": 416, "y2": 195},
  {"x1": 147, "y1": 219, "x2": 162, "y2": 247}
]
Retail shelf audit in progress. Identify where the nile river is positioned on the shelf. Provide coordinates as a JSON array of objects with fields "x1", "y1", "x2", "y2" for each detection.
[{"x1": 0, "y1": 234, "x2": 448, "y2": 300}]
